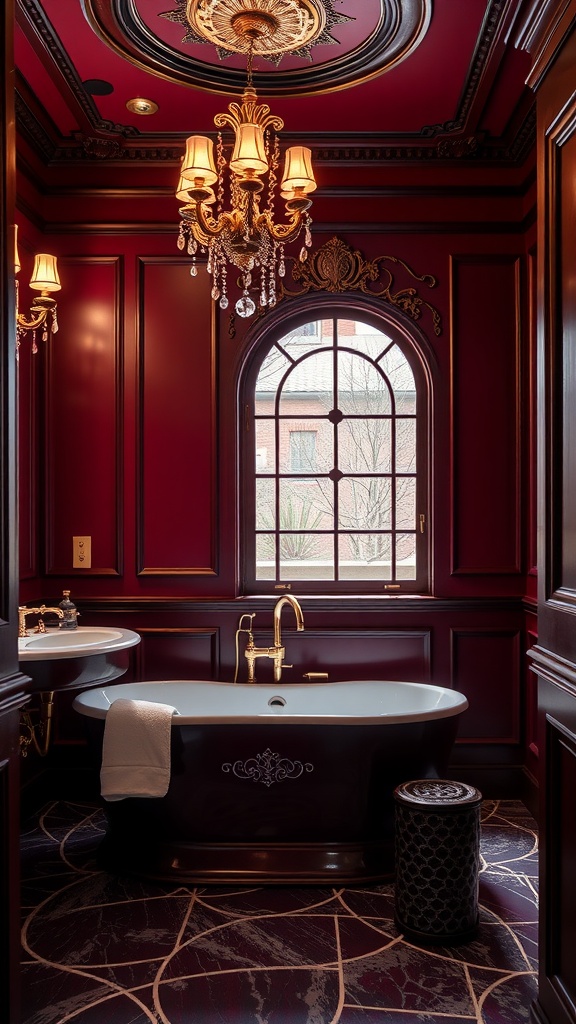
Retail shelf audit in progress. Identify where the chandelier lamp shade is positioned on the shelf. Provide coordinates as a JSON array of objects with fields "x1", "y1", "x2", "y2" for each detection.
[
  {"x1": 175, "y1": 9, "x2": 319, "y2": 318},
  {"x1": 15, "y1": 225, "x2": 61, "y2": 355}
]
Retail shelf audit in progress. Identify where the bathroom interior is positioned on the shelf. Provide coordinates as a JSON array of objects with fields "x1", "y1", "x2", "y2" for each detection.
[{"x1": 2, "y1": 0, "x2": 576, "y2": 1022}]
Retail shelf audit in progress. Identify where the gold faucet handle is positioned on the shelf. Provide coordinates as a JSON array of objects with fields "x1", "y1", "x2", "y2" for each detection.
[
  {"x1": 18, "y1": 606, "x2": 38, "y2": 637},
  {"x1": 303, "y1": 672, "x2": 329, "y2": 681}
]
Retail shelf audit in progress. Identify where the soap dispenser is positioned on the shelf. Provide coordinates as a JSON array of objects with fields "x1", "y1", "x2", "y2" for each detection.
[{"x1": 59, "y1": 590, "x2": 78, "y2": 629}]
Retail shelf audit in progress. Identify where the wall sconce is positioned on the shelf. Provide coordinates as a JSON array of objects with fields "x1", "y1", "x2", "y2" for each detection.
[{"x1": 15, "y1": 225, "x2": 61, "y2": 355}]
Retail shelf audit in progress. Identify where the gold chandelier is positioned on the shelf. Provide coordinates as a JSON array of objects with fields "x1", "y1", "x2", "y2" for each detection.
[{"x1": 174, "y1": 1, "x2": 329, "y2": 317}]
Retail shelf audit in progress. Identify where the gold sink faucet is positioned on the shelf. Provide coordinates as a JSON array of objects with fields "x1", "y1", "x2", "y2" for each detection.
[
  {"x1": 18, "y1": 605, "x2": 64, "y2": 638},
  {"x1": 241, "y1": 595, "x2": 305, "y2": 683},
  {"x1": 271, "y1": 594, "x2": 305, "y2": 683}
]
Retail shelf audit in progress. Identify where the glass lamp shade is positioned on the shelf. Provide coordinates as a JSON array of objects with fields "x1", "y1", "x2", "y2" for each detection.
[
  {"x1": 29, "y1": 254, "x2": 61, "y2": 293},
  {"x1": 14, "y1": 224, "x2": 21, "y2": 274},
  {"x1": 176, "y1": 175, "x2": 216, "y2": 204},
  {"x1": 281, "y1": 146, "x2": 316, "y2": 194},
  {"x1": 176, "y1": 175, "x2": 193, "y2": 202},
  {"x1": 230, "y1": 123, "x2": 268, "y2": 176},
  {"x1": 180, "y1": 136, "x2": 218, "y2": 186}
]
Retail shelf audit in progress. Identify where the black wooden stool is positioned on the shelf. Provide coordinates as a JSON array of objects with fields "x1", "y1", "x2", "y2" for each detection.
[{"x1": 394, "y1": 779, "x2": 482, "y2": 946}]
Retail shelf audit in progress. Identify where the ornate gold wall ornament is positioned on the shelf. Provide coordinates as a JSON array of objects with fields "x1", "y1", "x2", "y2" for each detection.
[{"x1": 280, "y1": 236, "x2": 442, "y2": 335}]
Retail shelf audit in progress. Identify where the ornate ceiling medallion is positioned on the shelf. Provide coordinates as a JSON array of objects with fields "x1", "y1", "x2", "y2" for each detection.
[{"x1": 161, "y1": 0, "x2": 352, "y2": 62}]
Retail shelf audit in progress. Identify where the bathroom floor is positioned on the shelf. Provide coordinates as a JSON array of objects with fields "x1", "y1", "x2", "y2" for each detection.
[{"x1": 20, "y1": 799, "x2": 537, "y2": 1024}]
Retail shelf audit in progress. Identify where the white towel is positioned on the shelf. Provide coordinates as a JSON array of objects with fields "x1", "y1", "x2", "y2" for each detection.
[{"x1": 100, "y1": 698, "x2": 176, "y2": 802}]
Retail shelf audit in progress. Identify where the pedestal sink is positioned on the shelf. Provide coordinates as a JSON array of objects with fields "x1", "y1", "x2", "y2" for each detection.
[{"x1": 18, "y1": 626, "x2": 141, "y2": 693}]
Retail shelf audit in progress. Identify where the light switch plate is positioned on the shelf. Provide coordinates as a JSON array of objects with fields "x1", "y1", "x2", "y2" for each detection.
[{"x1": 73, "y1": 536, "x2": 91, "y2": 569}]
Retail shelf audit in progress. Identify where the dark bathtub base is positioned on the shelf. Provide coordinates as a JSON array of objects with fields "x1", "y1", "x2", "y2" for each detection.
[
  {"x1": 97, "y1": 835, "x2": 395, "y2": 885},
  {"x1": 85, "y1": 716, "x2": 460, "y2": 885}
]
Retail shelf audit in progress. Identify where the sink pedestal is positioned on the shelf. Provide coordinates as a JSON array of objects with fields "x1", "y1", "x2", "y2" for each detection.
[{"x1": 18, "y1": 626, "x2": 141, "y2": 755}]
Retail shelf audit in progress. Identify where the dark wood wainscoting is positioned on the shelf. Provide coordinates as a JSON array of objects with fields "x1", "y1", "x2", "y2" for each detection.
[{"x1": 20, "y1": 596, "x2": 533, "y2": 810}]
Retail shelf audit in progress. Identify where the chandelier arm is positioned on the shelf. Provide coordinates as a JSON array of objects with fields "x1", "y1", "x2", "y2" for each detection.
[
  {"x1": 193, "y1": 202, "x2": 237, "y2": 239},
  {"x1": 257, "y1": 210, "x2": 307, "y2": 243},
  {"x1": 215, "y1": 104, "x2": 284, "y2": 134}
]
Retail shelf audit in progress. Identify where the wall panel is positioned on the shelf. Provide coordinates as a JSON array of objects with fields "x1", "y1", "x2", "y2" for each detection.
[
  {"x1": 137, "y1": 259, "x2": 216, "y2": 576},
  {"x1": 44, "y1": 256, "x2": 122, "y2": 576},
  {"x1": 450, "y1": 255, "x2": 521, "y2": 575},
  {"x1": 557, "y1": 127, "x2": 576, "y2": 599},
  {"x1": 245, "y1": 628, "x2": 433, "y2": 685},
  {"x1": 450, "y1": 627, "x2": 520, "y2": 742},
  {"x1": 132, "y1": 628, "x2": 219, "y2": 681},
  {"x1": 17, "y1": 340, "x2": 36, "y2": 579}
]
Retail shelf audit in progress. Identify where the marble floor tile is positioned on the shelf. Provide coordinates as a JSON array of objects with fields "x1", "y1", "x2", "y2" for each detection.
[{"x1": 21, "y1": 799, "x2": 538, "y2": 1024}]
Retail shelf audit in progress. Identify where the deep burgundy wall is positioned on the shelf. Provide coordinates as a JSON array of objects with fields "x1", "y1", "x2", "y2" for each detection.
[{"x1": 16, "y1": 159, "x2": 538, "y2": 799}]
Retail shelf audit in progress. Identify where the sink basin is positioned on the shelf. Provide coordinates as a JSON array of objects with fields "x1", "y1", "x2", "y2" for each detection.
[
  {"x1": 18, "y1": 626, "x2": 141, "y2": 692},
  {"x1": 18, "y1": 627, "x2": 126, "y2": 656}
]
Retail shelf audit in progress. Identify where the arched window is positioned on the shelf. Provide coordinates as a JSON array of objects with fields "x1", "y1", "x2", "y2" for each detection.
[{"x1": 242, "y1": 311, "x2": 431, "y2": 594}]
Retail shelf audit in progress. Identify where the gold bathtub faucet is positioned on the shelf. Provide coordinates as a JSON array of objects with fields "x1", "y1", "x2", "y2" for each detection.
[
  {"x1": 18, "y1": 604, "x2": 64, "y2": 637},
  {"x1": 243, "y1": 595, "x2": 305, "y2": 683}
]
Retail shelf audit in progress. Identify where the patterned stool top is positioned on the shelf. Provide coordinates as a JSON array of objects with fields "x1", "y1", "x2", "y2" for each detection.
[{"x1": 394, "y1": 779, "x2": 482, "y2": 806}]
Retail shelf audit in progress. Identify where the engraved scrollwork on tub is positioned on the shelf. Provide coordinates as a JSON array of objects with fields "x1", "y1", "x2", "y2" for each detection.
[{"x1": 222, "y1": 747, "x2": 314, "y2": 787}]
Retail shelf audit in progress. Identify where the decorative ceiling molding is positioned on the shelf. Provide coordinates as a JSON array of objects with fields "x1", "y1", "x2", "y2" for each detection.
[
  {"x1": 160, "y1": 0, "x2": 352, "y2": 64},
  {"x1": 82, "y1": 0, "x2": 432, "y2": 97},
  {"x1": 15, "y1": 115, "x2": 535, "y2": 165},
  {"x1": 14, "y1": 0, "x2": 536, "y2": 167},
  {"x1": 17, "y1": 0, "x2": 139, "y2": 138},
  {"x1": 420, "y1": 0, "x2": 509, "y2": 137}
]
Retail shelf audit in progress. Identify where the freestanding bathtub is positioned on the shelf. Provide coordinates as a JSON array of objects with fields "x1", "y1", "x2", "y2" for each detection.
[{"x1": 73, "y1": 678, "x2": 468, "y2": 884}]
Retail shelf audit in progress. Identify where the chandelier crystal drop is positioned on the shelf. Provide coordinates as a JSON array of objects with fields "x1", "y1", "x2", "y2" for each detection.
[{"x1": 174, "y1": 7, "x2": 319, "y2": 318}]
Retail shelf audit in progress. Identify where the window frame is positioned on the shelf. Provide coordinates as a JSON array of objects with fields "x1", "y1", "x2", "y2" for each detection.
[{"x1": 240, "y1": 301, "x2": 433, "y2": 596}]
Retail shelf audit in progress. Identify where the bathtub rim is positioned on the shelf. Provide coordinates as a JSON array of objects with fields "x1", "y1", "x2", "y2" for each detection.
[{"x1": 73, "y1": 678, "x2": 469, "y2": 726}]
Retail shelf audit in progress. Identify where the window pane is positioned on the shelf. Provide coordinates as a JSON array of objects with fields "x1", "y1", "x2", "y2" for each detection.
[
  {"x1": 255, "y1": 534, "x2": 276, "y2": 579},
  {"x1": 255, "y1": 478, "x2": 275, "y2": 529},
  {"x1": 377, "y1": 345, "x2": 416, "y2": 412},
  {"x1": 279, "y1": 320, "x2": 331, "y2": 358},
  {"x1": 336, "y1": 321, "x2": 389, "y2": 358},
  {"x1": 280, "y1": 533, "x2": 334, "y2": 580},
  {"x1": 289, "y1": 430, "x2": 316, "y2": 472},
  {"x1": 337, "y1": 351, "x2": 391, "y2": 414},
  {"x1": 278, "y1": 421, "x2": 333, "y2": 473},
  {"x1": 339, "y1": 533, "x2": 392, "y2": 579},
  {"x1": 396, "y1": 418, "x2": 416, "y2": 471},
  {"x1": 338, "y1": 418, "x2": 391, "y2": 473},
  {"x1": 254, "y1": 420, "x2": 275, "y2": 473},
  {"x1": 395, "y1": 390, "x2": 417, "y2": 414},
  {"x1": 289, "y1": 430, "x2": 313, "y2": 472},
  {"x1": 255, "y1": 347, "x2": 292, "y2": 394},
  {"x1": 344, "y1": 320, "x2": 393, "y2": 357},
  {"x1": 396, "y1": 477, "x2": 416, "y2": 529},
  {"x1": 338, "y1": 477, "x2": 392, "y2": 530},
  {"x1": 279, "y1": 480, "x2": 333, "y2": 530},
  {"x1": 397, "y1": 533, "x2": 416, "y2": 579},
  {"x1": 278, "y1": 351, "x2": 333, "y2": 413}
]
